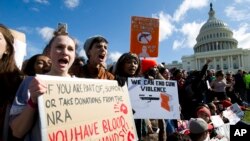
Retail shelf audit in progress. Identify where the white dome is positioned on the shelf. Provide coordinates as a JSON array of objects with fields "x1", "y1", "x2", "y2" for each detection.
[
  {"x1": 194, "y1": 3, "x2": 238, "y2": 53},
  {"x1": 200, "y1": 5, "x2": 230, "y2": 32}
]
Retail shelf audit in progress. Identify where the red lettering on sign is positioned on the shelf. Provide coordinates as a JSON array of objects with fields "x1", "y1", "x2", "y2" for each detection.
[
  {"x1": 102, "y1": 115, "x2": 126, "y2": 133},
  {"x1": 98, "y1": 133, "x2": 120, "y2": 141},
  {"x1": 48, "y1": 122, "x2": 99, "y2": 141}
]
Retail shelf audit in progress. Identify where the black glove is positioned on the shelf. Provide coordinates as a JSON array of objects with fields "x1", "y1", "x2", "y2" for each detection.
[{"x1": 116, "y1": 75, "x2": 127, "y2": 87}]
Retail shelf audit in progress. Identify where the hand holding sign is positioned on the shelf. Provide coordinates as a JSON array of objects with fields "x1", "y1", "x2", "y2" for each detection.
[{"x1": 29, "y1": 77, "x2": 47, "y2": 104}]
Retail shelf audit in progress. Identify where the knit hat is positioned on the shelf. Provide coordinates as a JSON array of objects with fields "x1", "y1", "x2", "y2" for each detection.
[
  {"x1": 83, "y1": 35, "x2": 106, "y2": 54},
  {"x1": 141, "y1": 59, "x2": 157, "y2": 74},
  {"x1": 189, "y1": 118, "x2": 213, "y2": 134},
  {"x1": 196, "y1": 107, "x2": 211, "y2": 117}
]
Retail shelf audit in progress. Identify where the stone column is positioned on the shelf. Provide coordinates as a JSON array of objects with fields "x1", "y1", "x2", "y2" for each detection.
[
  {"x1": 230, "y1": 55, "x2": 233, "y2": 69},
  {"x1": 241, "y1": 54, "x2": 244, "y2": 70},
  {"x1": 196, "y1": 58, "x2": 198, "y2": 70},
  {"x1": 198, "y1": 58, "x2": 200, "y2": 70},
  {"x1": 216, "y1": 42, "x2": 218, "y2": 50},
  {"x1": 220, "y1": 57, "x2": 223, "y2": 70},
  {"x1": 213, "y1": 57, "x2": 216, "y2": 70},
  {"x1": 238, "y1": 55, "x2": 241, "y2": 69}
]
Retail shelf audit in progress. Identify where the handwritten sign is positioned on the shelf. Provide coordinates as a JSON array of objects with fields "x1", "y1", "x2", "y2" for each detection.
[
  {"x1": 37, "y1": 75, "x2": 137, "y2": 141},
  {"x1": 127, "y1": 77, "x2": 180, "y2": 119},
  {"x1": 130, "y1": 16, "x2": 159, "y2": 57}
]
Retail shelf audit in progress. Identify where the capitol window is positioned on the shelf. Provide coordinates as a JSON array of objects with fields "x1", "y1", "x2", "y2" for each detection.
[
  {"x1": 233, "y1": 63, "x2": 238, "y2": 69},
  {"x1": 223, "y1": 64, "x2": 228, "y2": 69},
  {"x1": 216, "y1": 65, "x2": 220, "y2": 70}
]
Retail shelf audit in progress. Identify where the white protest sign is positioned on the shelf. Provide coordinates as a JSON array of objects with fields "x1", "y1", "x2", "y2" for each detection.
[
  {"x1": 37, "y1": 75, "x2": 137, "y2": 141},
  {"x1": 127, "y1": 77, "x2": 180, "y2": 119},
  {"x1": 222, "y1": 110, "x2": 240, "y2": 125},
  {"x1": 228, "y1": 103, "x2": 244, "y2": 118},
  {"x1": 211, "y1": 123, "x2": 230, "y2": 141},
  {"x1": 10, "y1": 29, "x2": 26, "y2": 69},
  {"x1": 222, "y1": 103, "x2": 244, "y2": 125},
  {"x1": 206, "y1": 80, "x2": 211, "y2": 89},
  {"x1": 13, "y1": 39, "x2": 26, "y2": 69},
  {"x1": 210, "y1": 115, "x2": 225, "y2": 128}
]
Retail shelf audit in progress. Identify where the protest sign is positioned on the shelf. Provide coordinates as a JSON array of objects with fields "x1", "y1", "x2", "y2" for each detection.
[
  {"x1": 211, "y1": 123, "x2": 230, "y2": 141},
  {"x1": 127, "y1": 77, "x2": 180, "y2": 119},
  {"x1": 210, "y1": 115, "x2": 225, "y2": 128},
  {"x1": 206, "y1": 80, "x2": 211, "y2": 89},
  {"x1": 130, "y1": 16, "x2": 159, "y2": 58},
  {"x1": 228, "y1": 103, "x2": 244, "y2": 118},
  {"x1": 223, "y1": 103, "x2": 244, "y2": 125},
  {"x1": 37, "y1": 75, "x2": 137, "y2": 141},
  {"x1": 10, "y1": 29, "x2": 26, "y2": 69}
]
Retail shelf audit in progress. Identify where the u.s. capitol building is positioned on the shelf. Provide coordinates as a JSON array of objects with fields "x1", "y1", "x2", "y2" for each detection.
[{"x1": 181, "y1": 3, "x2": 250, "y2": 73}]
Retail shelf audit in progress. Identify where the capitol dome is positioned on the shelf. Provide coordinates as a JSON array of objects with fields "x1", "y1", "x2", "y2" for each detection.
[
  {"x1": 181, "y1": 3, "x2": 250, "y2": 73},
  {"x1": 194, "y1": 3, "x2": 238, "y2": 53}
]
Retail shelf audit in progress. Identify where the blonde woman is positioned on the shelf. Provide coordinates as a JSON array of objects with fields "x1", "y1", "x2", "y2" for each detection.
[{"x1": 9, "y1": 27, "x2": 77, "y2": 141}]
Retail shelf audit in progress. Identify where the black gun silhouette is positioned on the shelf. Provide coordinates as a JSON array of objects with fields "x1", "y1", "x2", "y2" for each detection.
[
  {"x1": 139, "y1": 33, "x2": 151, "y2": 42},
  {"x1": 139, "y1": 94, "x2": 159, "y2": 103}
]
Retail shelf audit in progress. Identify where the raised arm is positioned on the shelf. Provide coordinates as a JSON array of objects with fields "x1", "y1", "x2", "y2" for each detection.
[{"x1": 199, "y1": 58, "x2": 212, "y2": 78}]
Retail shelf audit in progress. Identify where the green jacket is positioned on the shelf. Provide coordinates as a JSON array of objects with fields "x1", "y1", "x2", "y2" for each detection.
[{"x1": 243, "y1": 74, "x2": 250, "y2": 89}]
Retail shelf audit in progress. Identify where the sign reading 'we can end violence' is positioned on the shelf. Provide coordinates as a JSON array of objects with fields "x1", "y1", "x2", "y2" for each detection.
[{"x1": 37, "y1": 75, "x2": 137, "y2": 141}]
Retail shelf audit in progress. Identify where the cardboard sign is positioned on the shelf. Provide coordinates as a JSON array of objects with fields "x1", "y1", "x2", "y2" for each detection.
[
  {"x1": 37, "y1": 75, "x2": 137, "y2": 141},
  {"x1": 127, "y1": 77, "x2": 180, "y2": 119},
  {"x1": 130, "y1": 16, "x2": 159, "y2": 58}
]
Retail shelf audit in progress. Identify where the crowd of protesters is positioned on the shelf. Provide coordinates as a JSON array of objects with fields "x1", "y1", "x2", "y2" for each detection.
[{"x1": 1, "y1": 23, "x2": 250, "y2": 141}]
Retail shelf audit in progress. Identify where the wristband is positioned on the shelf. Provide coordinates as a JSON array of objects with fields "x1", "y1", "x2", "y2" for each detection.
[{"x1": 28, "y1": 98, "x2": 38, "y2": 109}]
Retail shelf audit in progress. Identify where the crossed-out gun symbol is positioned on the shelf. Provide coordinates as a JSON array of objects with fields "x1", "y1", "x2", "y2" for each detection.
[{"x1": 138, "y1": 32, "x2": 151, "y2": 42}]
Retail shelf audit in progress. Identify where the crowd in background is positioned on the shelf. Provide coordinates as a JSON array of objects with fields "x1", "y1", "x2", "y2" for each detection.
[{"x1": 1, "y1": 23, "x2": 250, "y2": 141}]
